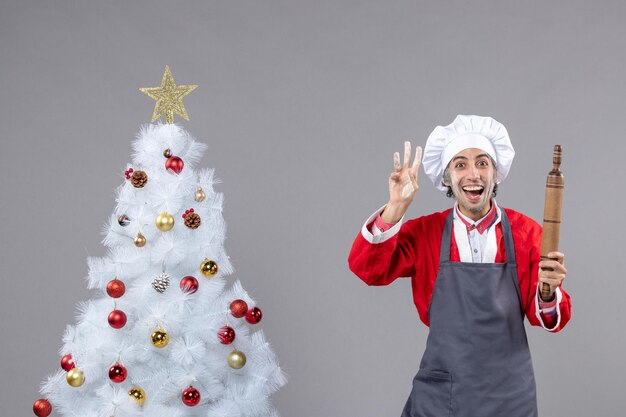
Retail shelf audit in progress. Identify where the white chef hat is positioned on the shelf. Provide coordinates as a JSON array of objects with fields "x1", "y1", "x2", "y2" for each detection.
[{"x1": 422, "y1": 115, "x2": 515, "y2": 191}]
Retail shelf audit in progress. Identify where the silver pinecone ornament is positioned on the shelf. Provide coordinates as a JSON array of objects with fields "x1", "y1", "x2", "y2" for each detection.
[{"x1": 152, "y1": 272, "x2": 170, "y2": 293}]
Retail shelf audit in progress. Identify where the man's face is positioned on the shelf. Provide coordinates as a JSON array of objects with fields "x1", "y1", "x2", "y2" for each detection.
[{"x1": 444, "y1": 148, "x2": 497, "y2": 220}]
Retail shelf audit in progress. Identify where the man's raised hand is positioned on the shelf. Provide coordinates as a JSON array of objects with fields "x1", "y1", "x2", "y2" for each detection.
[{"x1": 381, "y1": 141, "x2": 422, "y2": 223}]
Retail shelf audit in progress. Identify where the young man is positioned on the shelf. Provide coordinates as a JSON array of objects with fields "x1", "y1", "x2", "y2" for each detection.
[{"x1": 348, "y1": 115, "x2": 571, "y2": 417}]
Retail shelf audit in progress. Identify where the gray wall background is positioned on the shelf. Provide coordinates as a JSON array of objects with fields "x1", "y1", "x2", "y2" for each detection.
[{"x1": 1, "y1": 1, "x2": 624, "y2": 416}]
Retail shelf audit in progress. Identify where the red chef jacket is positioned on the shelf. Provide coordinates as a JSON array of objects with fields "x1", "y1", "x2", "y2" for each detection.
[{"x1": 348, "y1": 205, "x2": 571, "y2": 332}]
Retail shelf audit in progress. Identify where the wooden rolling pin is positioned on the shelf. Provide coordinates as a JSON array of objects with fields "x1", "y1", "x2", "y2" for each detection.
[{"x1": 540, "y1": 145, "x2": 564, "y2": 300}]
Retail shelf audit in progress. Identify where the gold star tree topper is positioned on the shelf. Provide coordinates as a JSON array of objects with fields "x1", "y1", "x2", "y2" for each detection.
[{"x1": 140, "y1": 65, "x2": 198, "y2": 124}]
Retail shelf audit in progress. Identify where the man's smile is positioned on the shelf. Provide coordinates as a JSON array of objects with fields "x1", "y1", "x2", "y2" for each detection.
[{"x1": 460, "y1": 183, "x2": 485, "y2": 202}]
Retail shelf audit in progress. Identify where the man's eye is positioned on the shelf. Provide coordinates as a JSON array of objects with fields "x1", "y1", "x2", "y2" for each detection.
[
  {"x1": 455, "y1": 163, "x2": 464, "y2": 169},
  {"x1": 478, "y1": 161, "x2": 488, "y2": 167}
]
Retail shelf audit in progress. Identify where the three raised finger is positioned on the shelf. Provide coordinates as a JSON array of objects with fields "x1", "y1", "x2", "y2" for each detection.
[
  {"x1": 392, "y1": 142, "x2": 423, "y2": 184},
  {"x1": 393, "y1": 142, "x2": 422, "y2": 169}
]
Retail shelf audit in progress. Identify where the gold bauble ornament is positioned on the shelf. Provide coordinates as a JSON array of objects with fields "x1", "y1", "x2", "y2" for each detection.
[
  {"x1": 227, "y1": 349, "x2": 247, "y2": 369},
  {"x1": 151, "y1": 328, "x2": 169, "y2": 348},
  {"x1": 195, "y1": 187, "x2": 206, "y2": 202},
  {"x1": 200, "y1": 258, "x2": 218, "y2": 277},
  {"x1": 134, "y1": 233, "x2": 146, "y2": 247},
  {"x1": 128, "y1": 387, "x2": 146, "y2": 406},
  {"x1": 66, "y1": 368, "x2": 85, "y2": 387},
  {"x1": 156, "y1": 212, "x2": 175, "y2": 232}
]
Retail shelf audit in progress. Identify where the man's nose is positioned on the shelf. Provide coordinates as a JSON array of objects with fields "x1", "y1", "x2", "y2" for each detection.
[{"x1": 469, "y1": 164, "x2": 480, "y2": 179}]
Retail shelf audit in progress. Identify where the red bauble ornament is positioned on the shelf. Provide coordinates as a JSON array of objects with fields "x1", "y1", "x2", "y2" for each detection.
[
  {"x1": 60, "y1": 354, "x2": 75, "y2": 371},
  {"x1": 108, "y1": 362, "x2": 127, "y2": 383},
  {"x1": 106, "y1": 278, "x2": 126, "y2": 298},
  {"x1": 218, "y1": 326, "x2": 236, "y2": 344},
  {"x1": 179, "y1": 276, "x2": 199, "y2": 294},
  {"x1": 182, "y1": 386, "x2": 201, "y2": 406},
  {"x1": 165, "y1": 156, "x2": 184, "y2": 174},
  {"x1": 108, "y1": 310, "x2": 127, "y2": 329},
  {"x1": 245, "y1": 307, "x2": 262, "y2": 324},
  {"x1": 33, "y1": 399, "x2": 52, "y2": 417},
  {"x1": 229, "y1": 299, "x2": 248, "y2": 318}
]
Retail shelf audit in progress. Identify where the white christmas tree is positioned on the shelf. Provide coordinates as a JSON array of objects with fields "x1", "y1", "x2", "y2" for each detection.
[{"x1": 33, "y1": 66, "x2": 286, "y2": 417}]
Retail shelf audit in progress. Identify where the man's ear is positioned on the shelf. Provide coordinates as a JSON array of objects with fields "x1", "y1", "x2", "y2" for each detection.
[{"x1": 442, "y1": 166, "x2": 451, "y2": 187}]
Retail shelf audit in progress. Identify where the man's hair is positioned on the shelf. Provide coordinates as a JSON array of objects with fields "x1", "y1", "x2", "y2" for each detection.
[{"x1": 442, "y1": 155, "x2": 498, "y2": 198}]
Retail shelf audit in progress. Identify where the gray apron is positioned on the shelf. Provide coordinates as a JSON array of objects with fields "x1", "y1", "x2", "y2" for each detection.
[{"x1": 401, "y1": 210, "x2": 538, "y2": 417}]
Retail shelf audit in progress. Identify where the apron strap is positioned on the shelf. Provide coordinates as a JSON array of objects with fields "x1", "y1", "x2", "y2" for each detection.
[
  {"x1": 499, "y1": 208, "x2": 525, "y2": 316},
  {"x1": 439, "y1": 210, "x2": 454, "y2": 262},
  {"x1": 499, "y1": 208, "x2": 517, "y2": 265}
]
